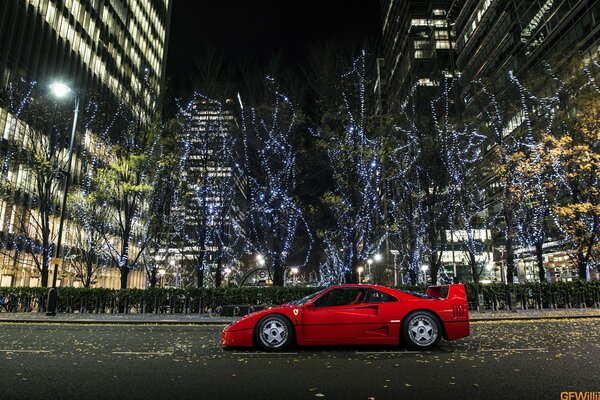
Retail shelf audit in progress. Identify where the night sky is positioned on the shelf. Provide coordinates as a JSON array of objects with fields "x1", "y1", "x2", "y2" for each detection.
[{"x1": 166, "y1": 0, "x2": 382, "y2": 95}]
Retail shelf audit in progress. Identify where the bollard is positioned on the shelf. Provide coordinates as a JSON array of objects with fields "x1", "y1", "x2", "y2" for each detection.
[
  {"x1": 579, "y1": 292, "x2": 586, "y2": 309},
  {"x1": 477, "y1": 293, "x2": 485, "y2": 313},
  {"x1": 38, "y1": 295, "x2": 46, "y2": 313},
  {"x1": 24, "y1": 295, "x2": 31, "y2": 312},
  {"x1": 521, "y1": 292, "x2": 528, "y2": 310},
  {"x1": 154, "y1": 296, "x2": 160, "y2": 314},
  {"x1": 508, "y1": 292, "x2": 518, "y2": 312},
  {"x1": 184, "y1": 297, "x2": 190, "y2": 314}
]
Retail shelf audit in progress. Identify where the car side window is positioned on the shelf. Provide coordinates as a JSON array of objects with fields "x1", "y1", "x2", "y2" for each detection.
[
  {"x1": 313, "y1": 288, "x2": 368, "y2": 307},
  {"x1": 364, "y1": 289, "x2": 396, "y2": 303}
]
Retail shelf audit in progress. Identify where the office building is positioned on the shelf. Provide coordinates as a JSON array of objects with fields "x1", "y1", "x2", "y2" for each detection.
[{"x1": 0, "y1": 0, "x2": 172, "y2": 288}]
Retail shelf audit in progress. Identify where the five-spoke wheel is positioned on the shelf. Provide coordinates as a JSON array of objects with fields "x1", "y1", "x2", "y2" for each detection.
[
  {"x1": 402, "y1": 311, "x2": 442, "y2": 350},
  {"x1": 255, "y1": 315, "x2": 294, "y2": 351}
]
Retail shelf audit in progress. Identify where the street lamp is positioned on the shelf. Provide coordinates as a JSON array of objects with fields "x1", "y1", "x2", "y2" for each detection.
[
  {"x1": 421, "y1": 264, "x2": 429, "y2": 284},
  {"x1": 357, "y1": 266, "x2": 364, "y2": 283},
  {"x1": 169, "y1": 258, "x2": 179, "y2": 288},
  {"x1": 46, "y1": 82, "x2": 80, "y2": 316},
  {"x1": 366, "y1": 259, "x2": 373, "y2": 283},
  {"x1": 290, "y1": 267, "x2": 299, "y2": 286}
]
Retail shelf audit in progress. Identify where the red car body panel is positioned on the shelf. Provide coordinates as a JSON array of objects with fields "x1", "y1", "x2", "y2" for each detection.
[{"x1": 221, "y1": 284, "x2": 469, "y2": 348}]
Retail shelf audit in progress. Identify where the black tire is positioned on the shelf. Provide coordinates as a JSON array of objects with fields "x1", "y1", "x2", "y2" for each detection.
[
  {"x1": 255, "y1": 314, "x2": 294, "y2": 351},
  {"x1": 401, "y1": 311, "x2": 442, "y2": 350}
]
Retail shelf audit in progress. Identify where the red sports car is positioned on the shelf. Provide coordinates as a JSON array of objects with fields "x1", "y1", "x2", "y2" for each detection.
[{"x1": 221, "y1": 283, "x2": 469, "y2": 351}]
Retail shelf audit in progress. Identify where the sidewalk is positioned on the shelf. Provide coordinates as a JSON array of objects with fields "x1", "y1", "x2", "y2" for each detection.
[
  {"x1": 0, "y1": 312, "x2": 237, "y2": 325},
  {"x1": 1, "y1": 307, "x2": 599, "y2": 325},
  {"x1": 469, "y1": 307, "x2": 600, "y2": 321}
]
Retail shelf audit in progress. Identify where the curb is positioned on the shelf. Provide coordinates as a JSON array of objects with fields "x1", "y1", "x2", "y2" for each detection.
[
  {"x1": 0, "y1": 320, "x2": 232, "y2": 325},
  {"x1": 470, "y1": 314, "x2": 600, "y2": 322}
]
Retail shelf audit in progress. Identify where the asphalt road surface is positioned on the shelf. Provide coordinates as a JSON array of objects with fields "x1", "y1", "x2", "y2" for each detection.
[{"x1": 0, "y1": 319, "x2": 598, "y2": 400}]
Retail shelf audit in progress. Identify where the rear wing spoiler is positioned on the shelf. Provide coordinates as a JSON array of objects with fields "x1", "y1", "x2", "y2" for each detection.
[{"x1": 425, "y1": 284, "x2": 467, "y2": 303}]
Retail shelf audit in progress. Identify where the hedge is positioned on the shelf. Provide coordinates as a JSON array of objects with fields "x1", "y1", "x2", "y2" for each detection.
[{"x1": 1, "y1": 281, "x2": 599, "y2": 314}]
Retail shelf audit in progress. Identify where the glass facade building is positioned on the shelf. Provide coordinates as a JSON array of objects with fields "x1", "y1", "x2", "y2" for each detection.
[{"x1": 0, "y1": 0, "x2": 171, "y2": 288}]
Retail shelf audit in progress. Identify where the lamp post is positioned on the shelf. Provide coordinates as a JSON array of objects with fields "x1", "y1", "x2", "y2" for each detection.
[
  {"x1": 366, "y1": 259, "x2": 373, "y2": 283},
  {"x1": 46, "y1": 82, "x2": 79, "y2": 316},
  {"x1": 390, "y1": 249, "x2": 399, "y2": 286}
]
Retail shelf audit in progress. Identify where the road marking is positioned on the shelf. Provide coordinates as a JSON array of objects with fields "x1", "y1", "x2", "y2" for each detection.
[
  {"x1": 0, "y1": 349, "x2": 53, "y2": 353},
  {"x1": 355, "y1": 351, "x2": 423, "y2": 354},
  {"x1": 111, "y1": 351, "x2": 173, "y2": 356},
  {"x1": 479, "y1": 347, "x2": 547, "y2": 352},
  {"x1": 231, "y1": 352, "x2": 298, "y2": 355}
]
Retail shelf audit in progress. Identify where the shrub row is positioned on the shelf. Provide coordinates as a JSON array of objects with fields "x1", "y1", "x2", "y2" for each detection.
[{"x1": 1, "y1": 281, "x2": 599, "y2": 313}]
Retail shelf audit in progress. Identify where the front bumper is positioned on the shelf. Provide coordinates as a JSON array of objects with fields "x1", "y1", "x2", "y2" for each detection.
[{"x1": 221, "y1": 328, "x2": 254, "y2": 347}]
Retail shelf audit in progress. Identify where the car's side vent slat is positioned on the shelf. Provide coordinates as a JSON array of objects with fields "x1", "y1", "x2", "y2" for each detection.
[{"x1": 453, "y1": 304, "x2": 465, "y2": 319}]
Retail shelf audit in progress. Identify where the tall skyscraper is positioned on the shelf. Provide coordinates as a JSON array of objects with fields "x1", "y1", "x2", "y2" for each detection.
[
  {"x1": 379, "y1": 0, "x2": 456, "y2": 109},
  {"x1": 0, "y1": 0, "x2": 170, "y2": 104},
  {"x1": 0, "y1": 0, "x2": 171, "y2": 288},
  {"x1": 453, "y1": 0, "x2": 600, "y2": 106}
]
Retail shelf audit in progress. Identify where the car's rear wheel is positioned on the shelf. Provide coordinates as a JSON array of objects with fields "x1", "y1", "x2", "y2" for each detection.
[
  {"x1": 402, "y1": 311, "x2": 442, "y2": 350},
  {"x1": 255, "y1": 315, "x2": 294, "y2": 351}
]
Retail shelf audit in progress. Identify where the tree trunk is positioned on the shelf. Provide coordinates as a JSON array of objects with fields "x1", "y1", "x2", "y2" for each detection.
[
  {"x1": 120, "y1": 266, "x2": 129, "y2": 289},
  {"x1": 197, "y1": 262, "x2": 205, "y2": 288},
  {"x1": 196, "y1": 248, "x2": 206, "y2": 288},
  {"x1": 536, "y1": 240, "x2": 545, "y2": 281},
  {"x1": 577, "y1": 251, "x2": 588, "y2": 281},
  {"x1": 469, "y1": 250, "x2": 479, "y2": 285},
  {"x1": 214, "y1": 242, "x2": 224, "y2": 287},
  {"x1": 149, "y1": 268, "x2": 158, "y2": 288},
  {"x1": 505, "y1": 214, "x2": 516, "y2": 284},
  {"x1": 409, "y1": 267, "x2": 417, "y2": 285}
]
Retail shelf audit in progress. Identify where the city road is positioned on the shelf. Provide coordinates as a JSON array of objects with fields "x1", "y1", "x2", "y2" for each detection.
[{"x1": 0, "y1": 318, "x2": 598, "y2": 400}]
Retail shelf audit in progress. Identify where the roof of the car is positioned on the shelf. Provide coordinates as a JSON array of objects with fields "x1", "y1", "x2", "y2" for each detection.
[{"x1": 330, "y1": 284, "x2": 418, "y2": 298}]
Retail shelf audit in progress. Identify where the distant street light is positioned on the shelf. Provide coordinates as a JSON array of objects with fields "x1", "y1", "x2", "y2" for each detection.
[
  {"x1": 46, "y1": 82, "x2": 80, "y2": 316},
  {"x1": 290, "y1": 267, "x2": 299, "y2": 286},
  {"x1": 421, "y1": 264, "x2": 429, "y2": 284},
  {"x1": 357, "y1": 266, "x2": 364, "y2": 283}
]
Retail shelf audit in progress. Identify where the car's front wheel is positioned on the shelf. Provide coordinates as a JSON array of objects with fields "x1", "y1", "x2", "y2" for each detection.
[
  {"x1": 255, "y1": 315, "x2": 294, "y2": 351},
  {"x1": 402, "y1": 311, "x2": 442, "y2": 350}
]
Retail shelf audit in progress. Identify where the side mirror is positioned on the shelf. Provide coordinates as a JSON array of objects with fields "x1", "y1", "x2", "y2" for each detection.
[{"x1": 304, "y1": 300, "x2": 314, "y2": 309}]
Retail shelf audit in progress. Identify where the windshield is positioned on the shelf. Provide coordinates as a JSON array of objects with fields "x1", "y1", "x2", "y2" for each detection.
[{"x1": 288, "y1": 288, "x2": 327, "y2": 305}]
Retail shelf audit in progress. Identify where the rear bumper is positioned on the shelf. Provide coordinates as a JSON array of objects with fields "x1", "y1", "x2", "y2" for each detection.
[
  {"x1": 221, "y1": 328, "x2": 253, "y2": 347},
  {"x1": 443, "y1": 320, "x2": 470, "y2": 341}
]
